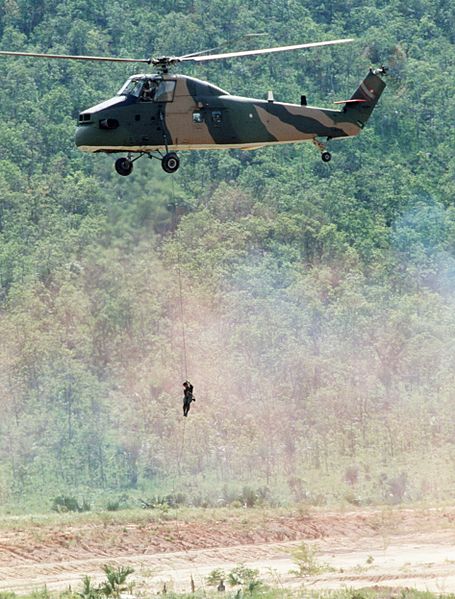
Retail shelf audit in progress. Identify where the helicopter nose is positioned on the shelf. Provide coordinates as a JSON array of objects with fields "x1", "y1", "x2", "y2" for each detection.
[
  {"x1": 75, "y1": 122, "x2": 100, "y2": 152},
  {"x1": 76, "y1": 111, "x2": 122, "y2": 152}
]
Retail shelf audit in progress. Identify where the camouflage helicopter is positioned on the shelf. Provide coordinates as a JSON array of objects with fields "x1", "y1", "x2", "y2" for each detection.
[{"x1": 0, "y1": 39, "x2": 386, "y2": 176}]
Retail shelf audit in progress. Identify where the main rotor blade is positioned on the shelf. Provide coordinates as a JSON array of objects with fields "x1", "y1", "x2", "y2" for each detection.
[
  {"x1": 181, "y1": 33, "x2": 267, "y2": 59},
  {"x1": 0, "y1": 50, "x2": 150, "y2": 63},
  {"x1": 181, "y1": 38, "x2": 354, "y2": 62}
]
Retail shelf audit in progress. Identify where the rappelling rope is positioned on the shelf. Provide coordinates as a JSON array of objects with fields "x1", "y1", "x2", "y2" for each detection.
[
  {"x1": 177, "y1": 418, "x2": 186, "y2": 474},
  {"x1": 176, "y1": 253, "x2": 189, "y2": 381},
  {"x1": 167, "y1": 178, "x2": 197, "y2": 588},
  {"x1": 169, "y1": 176, "x2": 189, "y2": 471},
  {"x1": 171, "y1": 177, "x2": 189, "y2": 382}
]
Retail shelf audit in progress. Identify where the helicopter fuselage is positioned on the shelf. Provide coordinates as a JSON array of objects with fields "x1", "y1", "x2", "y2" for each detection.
[
  {"x1": 0, "y1": 39, "x2": 385, "y2": 175},
  {"x1": 75, "y1": 73, "x2": 376, "y2": 154}
]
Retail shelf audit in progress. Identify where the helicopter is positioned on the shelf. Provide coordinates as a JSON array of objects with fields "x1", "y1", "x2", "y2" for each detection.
[{"x1": 0, "y1": 39, "x2": 386, "y2": 176}]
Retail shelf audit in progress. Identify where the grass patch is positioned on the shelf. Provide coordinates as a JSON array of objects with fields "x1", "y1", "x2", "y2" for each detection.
[
  {"x1": 0, "y1": 505, "x2": 302, "y2": 532},
  {"x1": 5, "y1": 588, "x2": 455, "y2": 599}
]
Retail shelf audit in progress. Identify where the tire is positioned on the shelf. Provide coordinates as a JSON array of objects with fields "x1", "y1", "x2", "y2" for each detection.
[
  {"x1": 321, "y1": 151, "x2": 332, "y2": 163},
  {"x1": 114, "y1": 157, "x2": 133, "y2": 176},
  {"x1": 162, "y1": 152, "x2": 180, "y2": 173}
]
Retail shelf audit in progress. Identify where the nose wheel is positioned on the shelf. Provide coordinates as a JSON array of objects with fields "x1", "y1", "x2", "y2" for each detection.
[{"x1": 115, "y1": 157, "x2": 133, "y2": 176}]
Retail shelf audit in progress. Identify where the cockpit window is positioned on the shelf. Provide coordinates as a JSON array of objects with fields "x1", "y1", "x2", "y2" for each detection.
[
  {"x1": 154, "y1": 81, "x2": 176, "y2": 103},
  {"x1": 117, "y1": 79, "x2": 144, "y2": 98},
  {"x1": 140, "y1": 79, "x2": 158, "y2": 102}
]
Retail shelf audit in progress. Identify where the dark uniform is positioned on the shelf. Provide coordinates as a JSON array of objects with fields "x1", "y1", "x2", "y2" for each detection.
[{"x1": 183, "y1": 381, "x2": 195, "y2": 417}]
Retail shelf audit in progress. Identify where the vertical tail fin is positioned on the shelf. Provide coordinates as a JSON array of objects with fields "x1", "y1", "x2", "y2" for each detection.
[{"x1": 342, "y1": 67, "x2": 387, "y2": 127}]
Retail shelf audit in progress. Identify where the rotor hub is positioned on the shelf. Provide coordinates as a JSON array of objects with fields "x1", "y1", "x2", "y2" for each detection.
[{"x1": 151, "y1": 56, "x2": 181, "y2": 73}]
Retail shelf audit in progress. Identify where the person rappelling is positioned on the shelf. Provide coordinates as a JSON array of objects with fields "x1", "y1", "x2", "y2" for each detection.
[{"x1": 182, "y1": 380, "x2": 195, "y2": 417}]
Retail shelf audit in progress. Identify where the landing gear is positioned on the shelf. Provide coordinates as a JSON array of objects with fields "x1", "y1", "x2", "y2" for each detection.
[
  {"x1": 312, "y1": 137, "x2": 332, "y2": 163},
  {"x1": 115, "y1": 157, "x2": 133, "y2": 176},
  {"x1": 161, "y1": 152, "x2": 180, "y2": 174},
  {"x1": 113, "y1": 151, "x2": 181, "y2": 176},
  {"x1": 158, "y1": 109, "x2": 180, "y2": 174},
  {"x1": 321, "y1": 151, "x2": 332, "y2": 162}
]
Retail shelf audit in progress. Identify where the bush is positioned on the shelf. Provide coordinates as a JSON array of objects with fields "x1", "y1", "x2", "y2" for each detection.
[
  {"x1": 228, "y1": 565, "x2": 260, "y2": 586},
  {"x1": 379, "y1": 471, "x2": 408, "y2": 504},
  {"x1": 388, "y1": 472, "x2": 408, "y2": 503},
  {"x1": 106, "y1": 500, "x2": 121, "y2": 512},
  {"x1": 51, "y1": 496, "x2": 91, "y2": 513},
  {"x1": 344, "y1": 492, "x2": 362, "y2": 506},
  {"x1": 166, "y1": 492, "x2": 187, "y2": 506},
  {"x1": 228, "y1": 565, "x2": 263, "y2": 595},
  {"x1": 240, "y1": 486, "x2": 258, "y2": 507},
  {"x1": 99, "y1": 564, "x2": 135, "y2": 597},
  {"x1": 78, "y1": 575, "x2": 100, "y2": 599},
  {"x1": 106, "y1": 494, "x2": 129, "y2": 511},
  {"x1": 139, "y1": 493, "x2": 187, "y2": 509},
  {"x1": 345, "y1": 465, "x2": 360, "y2": 486},
  {"x1": 206, "y1": 568, "x2": 226, "y2": 587},
  {"x1": 77, "y1": 566, "x2": 135, "y2": 598},
  {"x1": 290, "y1": 542, "x2": 330, "y2": 576}
]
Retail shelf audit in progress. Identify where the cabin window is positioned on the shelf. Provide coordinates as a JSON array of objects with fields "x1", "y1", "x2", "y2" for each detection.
[
  {"x1": 212, "y1": 111, "x2": 222, "y2": 125},
  {"x1": 154, "y1": 80, "x2": 176, "y2": 103},
  {"x1": 192, "y1": 111, "x2": 204, "y2": 124}
]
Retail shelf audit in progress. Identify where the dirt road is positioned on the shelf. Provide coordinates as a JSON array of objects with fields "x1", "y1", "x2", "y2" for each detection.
[{"x1": 1, "y1": 507, "x2": 455, "y2": 594}]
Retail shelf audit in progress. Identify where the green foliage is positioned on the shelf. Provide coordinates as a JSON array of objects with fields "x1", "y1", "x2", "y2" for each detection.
[
  {"x1": 139, "y1": 493, "x2": 187, "y2": 509},
  {"x1": 228, "y1": 565, "x2": 261, "y2": 590},
  {"x1": 98, "y1": 565, "x2": 134, "y2": 598},
  {"x1": 105, "y1": 500, "x2": 122, "y2": 512},
  {"x1": 77, "y1": 576, "x2": 100, "y2": 599},
  {"x1": 74, "y1": 566, "x2": 134, "y2": 599},
  {"x1": 29, "y1": 590, "x2": 51, "y2": 599},
  {"x1": 290, "y1": 543, "x2": 330, "y2": 576},
  {"x1": 206, "y1": 568, "x2": 226, "y2": 587},
  {"x1": 52, "y1": 496, "x2": 91, "y2": 513},
  {"x1": 11, "y1": 586, "x2": 455, "y2": 599},
  {"x1": 0, "y1": 0, "x2": 453, "y2": 512}
]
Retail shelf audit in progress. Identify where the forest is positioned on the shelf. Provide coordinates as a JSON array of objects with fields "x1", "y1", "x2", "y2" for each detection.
[{"x1": 0, "y1": 0, "x2": 454, "y2": 512}]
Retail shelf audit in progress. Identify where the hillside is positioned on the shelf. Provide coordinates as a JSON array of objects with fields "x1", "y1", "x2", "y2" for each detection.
[{"x1": 0, "y1": 0, "x2": 454, "y2": 511}]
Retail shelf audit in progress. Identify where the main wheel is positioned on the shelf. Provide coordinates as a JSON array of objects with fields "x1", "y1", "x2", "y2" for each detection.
[
  {"x1": 321, "y1": 151, "x2": 332, "y2": 163},
  {"x1": 115, "y1": 157, "x2": 133, "y2": 176},
  {"x1": 162, "y1": 152, "x2": 180, "y2": 174}
]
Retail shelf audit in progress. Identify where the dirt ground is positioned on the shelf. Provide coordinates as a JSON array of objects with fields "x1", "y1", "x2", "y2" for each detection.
[{"x1": 1, "y1": 506, "x2": 455, "y2": 594}]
